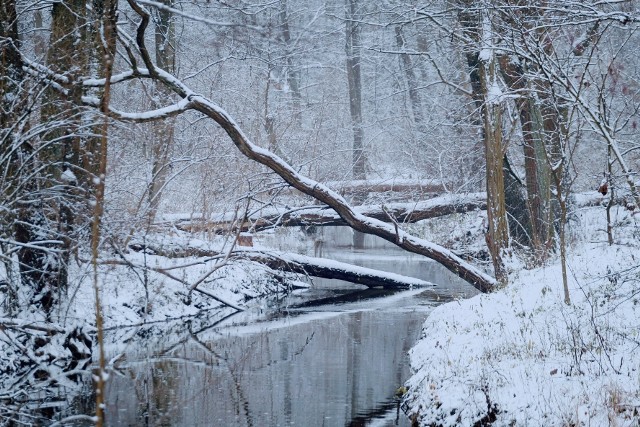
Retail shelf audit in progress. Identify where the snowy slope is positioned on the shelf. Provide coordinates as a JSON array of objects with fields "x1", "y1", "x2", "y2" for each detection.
[{"x1": 404, "y1": 207, "x2": 640, "y2": 426}]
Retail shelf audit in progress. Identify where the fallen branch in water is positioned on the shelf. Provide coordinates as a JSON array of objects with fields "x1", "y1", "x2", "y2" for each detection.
[{"x1": 128, "y1": 244, "x2": 435, "y2": 289}]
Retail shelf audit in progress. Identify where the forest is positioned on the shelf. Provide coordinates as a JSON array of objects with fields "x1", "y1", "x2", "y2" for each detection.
[{"x1": 1, "y1": 0, "x2": 640, "y2": 425}]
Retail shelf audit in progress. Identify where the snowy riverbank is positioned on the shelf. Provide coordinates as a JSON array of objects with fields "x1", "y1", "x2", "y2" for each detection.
[{"x1": 404, "y1": 207, "x2": 640, "y2": 426}]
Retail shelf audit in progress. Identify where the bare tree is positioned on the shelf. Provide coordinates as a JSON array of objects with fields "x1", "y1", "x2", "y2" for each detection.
[
  {"x1": 57, "y1": 0, "x2": 495, "y2": 293},
  {"x1": 394, "y1": 25, "x2": 426, "y2": 138},
  {"x1": 345, "y1": 0, "x2": 366, "y2": 185}
]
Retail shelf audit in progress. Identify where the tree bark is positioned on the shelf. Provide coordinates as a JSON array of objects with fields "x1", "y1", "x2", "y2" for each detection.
[
  {"x1": 459, "y1": 4, "x2": 509, "y2": 284},
  {"x1": 279, "y1": 0, "x2": 301, "y2": 112},
  {"x1": 16, "y1": 0, "x2": 94, "y2": 315},
  {"x1": 499, "y1": 57, "x2": 553, "y2": 256},
  {"x1": 345, "y1": 0, "x2": 365, "y2": 182},
  {"x1": 479, "y1": 54, "x2": 509, "y2": 284},
  {"x1": 1, "y1": 0, "x2": 29, "y2": 314}
]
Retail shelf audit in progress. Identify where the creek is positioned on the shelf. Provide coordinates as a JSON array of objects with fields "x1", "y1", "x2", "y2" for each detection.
[{"x1": 102, "y1": 228, "x2": 477, "y2": 426}]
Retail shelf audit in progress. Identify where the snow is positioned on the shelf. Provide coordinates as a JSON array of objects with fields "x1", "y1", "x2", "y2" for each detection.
[
  {"x1": 63, "y1": 235, "x2": 289, "y2": 328},
  {"x1": 81, "y1": 95, "x2": 191, "y2": 121},
  {"x1": 478, "y1": 48, "x2": 492, "y2": 62},
  {"x1": 479, "y1": 9, "x2": 494, "y2": 63},
  {"x1": 404, "y1": 206, "x2": 640, "y2": 426},
  {"x1": 60, "y1": 169, "x2": 77, "y2": 183},
  {"x1": 158, "y1": 192, "x2": 486, "y2": 229},
  {"x1": 487, "y1": 79, "x2": 503, "y2": 105}
]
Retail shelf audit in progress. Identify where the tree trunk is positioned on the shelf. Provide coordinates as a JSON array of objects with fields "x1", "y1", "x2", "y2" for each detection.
[
  {"x1": 31, "y1": 0, "x2": 92, "y2": 314},
  {"x1": 499, "y1": 57, "x2": 553, "y2": 256},
  {"x1": 129, "y1": 245, "x2": 434, "y2": 289},
  {"x1": 169, "y1": 192, "x2": 487, "y2": 234},
  {"x1": 183, "y1": 96, "x2": 497, "y2": 293},
  {"x1": 91, "y1": 2, "x2": 118, "y2": 423},
  {"x1": 459, "y1": 4, "x2": 509, "y2": 284},
  {"x1": 503, "y1": 154, "x2": 533, "y2": 248},
  {"x1": 395, "y1": 26, "x2": 426, "y2": 137},
  {"x1": 345, "y1": 0, "x2": 365, "y2": 182},
  {"x1": 279, "y1": 0, "x2": 301, "y2": 113},
  {"x1": 479, "y1": 55, "x2": 509, "y2": 284},
  {"x1": 147, "y1": 0, "x2": 177, "y2": 224},
  {"x1": 1, "y1": 0, "x2": 29, "y2": 314},
  {"x1": 345, "y1": 0, "x2": 366, "y2": 248}
]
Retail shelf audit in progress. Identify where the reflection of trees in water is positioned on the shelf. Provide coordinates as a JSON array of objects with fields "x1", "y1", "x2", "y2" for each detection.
[
  {"x1": 104, "y1": 309, "x2": 421, "y2": 426},
  {"x1": 190, "y1": 330, "x2": 254, "y2": 427},
  {"x1": 101, "y1": 311, "x2": 319, "y2": 426},
  {"x1": 1, "y1": 284, "x2": 431, "y2": 426},
  {"x1": 129, "y1": 359, "x2": 180, "y2": 427},
  {"x1": 51, "y1": 289, "x2": 432, "y2": 426}
]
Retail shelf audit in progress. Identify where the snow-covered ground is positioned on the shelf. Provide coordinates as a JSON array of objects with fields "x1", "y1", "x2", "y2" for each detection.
[
  {"x1": 65, "y1": 233, "x2": 296, "y2": 328},
  {"x1": 404, "y1": 206, "x2": 640, "y2": 426}
]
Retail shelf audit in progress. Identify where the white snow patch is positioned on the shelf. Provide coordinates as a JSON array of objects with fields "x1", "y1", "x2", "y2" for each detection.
[{"x1": 61, "y1": 169, "x2": 77, "y2": 183}]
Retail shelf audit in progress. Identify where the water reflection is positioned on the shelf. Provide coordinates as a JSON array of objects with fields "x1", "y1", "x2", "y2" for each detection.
[{"x1": 105, "y1": 301, "x2": 427, "y2": 427}]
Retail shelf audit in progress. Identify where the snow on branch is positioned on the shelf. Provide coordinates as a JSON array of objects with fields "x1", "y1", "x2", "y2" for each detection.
[
  {"x1": 132, "y1": 0, "x2": 264, "y2": 30},
  {"x1": 82, "y1": 95, "x2": 191, "y2": 122}
]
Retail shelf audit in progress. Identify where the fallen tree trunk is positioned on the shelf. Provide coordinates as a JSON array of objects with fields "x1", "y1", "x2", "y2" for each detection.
[
  {"x1": 129, "y1": 244, "x2": 435, "y2": 289},
  {"x1": 168, "y1": 193, "x2": 487, "y2": 233},
  {"x1": 239, "y1": 251, "x2": 435, "y2": 289},
  {"x1": 93, "y1": 72, "x2": 496, "y2": 291}
]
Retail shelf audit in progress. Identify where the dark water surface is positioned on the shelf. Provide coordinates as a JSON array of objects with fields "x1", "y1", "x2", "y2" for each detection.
[{"x1": 103, "y1": 232, "x2": 476, "y2": 427}]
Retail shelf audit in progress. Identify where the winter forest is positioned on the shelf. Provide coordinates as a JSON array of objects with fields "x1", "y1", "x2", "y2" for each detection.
[{"x1": 2, "y1": 0, "x2": 640, "y2": 425}]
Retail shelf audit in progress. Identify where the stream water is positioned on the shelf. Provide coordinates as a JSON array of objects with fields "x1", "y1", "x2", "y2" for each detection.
[{"x1": 101, "y1": 228, "x2": 477, "y2": 426}]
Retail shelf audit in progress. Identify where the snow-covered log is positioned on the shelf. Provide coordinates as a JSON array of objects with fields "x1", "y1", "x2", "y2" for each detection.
[
  {"x1": 169, "y1": 193, "x2": 487, "y2": 233},
  {"x1": 164, "y1": 191, "x2": 626, "y2": 234},
  {"x1": 238, "y1": 251, "x2": 436, "y2": 289},
  {"x1": 128, "y1": 244, "x2": 435, "y2": 289}
]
